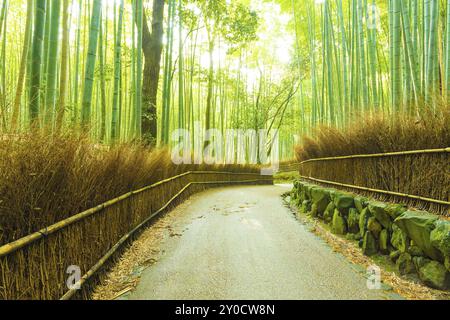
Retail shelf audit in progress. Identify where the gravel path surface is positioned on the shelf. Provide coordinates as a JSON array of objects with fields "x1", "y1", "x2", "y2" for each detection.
[{"x1": 125, "y1": 185, "x2": 398, "y2": 300}]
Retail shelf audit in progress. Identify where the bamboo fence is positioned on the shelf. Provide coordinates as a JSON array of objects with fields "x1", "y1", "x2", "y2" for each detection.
[
  {"x1": 0, "y1": 171, "x2": 272, "y2": 300},
  {"x1": 280, "y1": 148, "x2": 450, "y2": 215}
]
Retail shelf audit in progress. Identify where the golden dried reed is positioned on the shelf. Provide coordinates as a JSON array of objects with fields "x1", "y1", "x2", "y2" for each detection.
[
  {"x1": 0, "y1": 131, "x2": 259, "y2": 245},
  {"x1": 294, "y1": 103, "x2": 450, "y2": 215}
]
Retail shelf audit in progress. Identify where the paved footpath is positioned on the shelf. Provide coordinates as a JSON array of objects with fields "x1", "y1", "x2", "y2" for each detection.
[{"x1": 127, "y1": 185, "x2": 400, "y2": 300}]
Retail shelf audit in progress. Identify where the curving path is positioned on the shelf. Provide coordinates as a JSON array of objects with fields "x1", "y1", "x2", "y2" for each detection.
[{"x1": 126, "y1": 185, "x2": 400, "y2": 300}]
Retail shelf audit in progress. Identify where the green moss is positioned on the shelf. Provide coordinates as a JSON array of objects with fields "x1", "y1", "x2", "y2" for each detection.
[{"x1": 395, "y1": 211, "x2": 442, "y2": 261}]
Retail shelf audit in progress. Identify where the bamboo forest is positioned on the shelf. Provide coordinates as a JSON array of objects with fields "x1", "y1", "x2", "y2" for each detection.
[
  {"x1": 0, "y1": 0, "x2": 448, "y2": 156},
  {"x1": 0, "y1": 0, "x2": 449, "y2": 302}
]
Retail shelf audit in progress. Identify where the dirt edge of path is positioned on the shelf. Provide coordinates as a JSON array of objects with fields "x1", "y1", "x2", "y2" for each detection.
[{"x1": 91, "y1": 196, "x2": 197, "y2": 300}]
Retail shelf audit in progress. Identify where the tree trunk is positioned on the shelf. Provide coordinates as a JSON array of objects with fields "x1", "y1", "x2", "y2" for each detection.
[{"x1": 140, "y1": 0, "x2": 165, "y2": 145}]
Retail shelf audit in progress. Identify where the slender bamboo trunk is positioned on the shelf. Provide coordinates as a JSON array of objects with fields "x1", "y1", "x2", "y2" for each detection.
[
  {"x1": 11, "y1": 0, "x2": 33, "y2": 132},
  {"x1": 391, "y1": 0, "x2": 402, "y2": 111},
  {"x1": 55, "y1": 0, "x2": 69, "y2": 132},
  {"x1": 97, "y1": 11, "x2": 107, "y2": 141},
  {"x1": 445, "y1": 0, "x2": 450, "y2": 101},
  {"x1": 426, "y1": 0, "x2": 438, "y2": 104},
  {"x1": 178, "y1": 0, "x2": 184, "y2": 133},
  {"x1": 29, "y1": 0, "x2": 47, "y2": 126},
  {"x1": 81, "y1": 0, "x2": 102, "y2": 127},
  {"x1": 44, "y1": 0, "x2": 61, "y2": 128},
  {"x1": 111, "y1": 0, "x2": 124, "y2": 142},
  {"x1": 72, "y1": 0, "x2": 82, "y2": 124},
  {"x1": 162, "y1": 0, "x2": 175, "y2": 144},
  {"x1": 135, "y1": 0, "x2": 143, "y2": 137}
]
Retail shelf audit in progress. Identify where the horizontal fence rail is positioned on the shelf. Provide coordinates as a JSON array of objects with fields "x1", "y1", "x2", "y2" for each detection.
[
  {"x1": 0, "y1": 171, "x2": 272, "y2": 300},
  {"x1": 280, "y1": 148, "x2": 449, "y2": 215},
  {"x1": 300, "y1": 176, "x2": 450, "y2": 206},
  {"x1": 299, "y1": 147, "x2": 450, "y2": 164}
]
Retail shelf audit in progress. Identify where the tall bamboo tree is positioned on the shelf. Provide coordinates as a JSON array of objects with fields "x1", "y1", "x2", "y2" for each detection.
[
  {"x1": 391, "y1": 0, "x2": 402, "y2": 111},
  {"x1": 29, "y1": 0, "x2": 47, "y2": 126},
  {"x1": 134, "y1": 0, "x2": 143, "y2": 137},
  {"x1": 98, "y1": 12, "x2": 107, "y2": 141},
  {"x1": 44, "y1": 0, "x2": 61, "y2": 127},
  {"x1": 445, "y1": 0, "x2": 450, "y2": 101},
  {"x1": 162, "y1": 0, "x2": 176, "y2": 144},
  {"x1": 56, "y1": 0, "x2": 69, "y2": 131},
  {"x1": 81, "y1": 0, "x2": 102, "y2": 126},
  {"x1": 11, "y1": 0, "x2": 33, "y2": 131},
  {"x1": 111, "y1": 0, "x2": 124, "y2": 141}
]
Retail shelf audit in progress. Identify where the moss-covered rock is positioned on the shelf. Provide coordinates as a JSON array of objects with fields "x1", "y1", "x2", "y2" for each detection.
[
  {"x1": 346, "y1": 233, "x2": 361, "y2": 241},
  {"x1": 430, "y1": 220, "x2": 450, "y2": 265},
  {"x1": 323, "y1": 202, "x2": 335, "y2": 223},
  {"x1": 391, "y1": 224, "x2": 409, "y2": 253},
  {"x1": 396, "y1": 252, "x2": 415, "y2": 275},
  {"x1": 354, "y1": 196, "x2": 368, "y2": 213},
  {"x1": 333, "y1": 192, "x2": 354, "y2": 210},
  {"x1": 362, "y1": 231, "x2": 378, "y2": 256},
  {"x1": 407, "y1": 245, "x2": 425, "y2": 257},
  {"x1": 310, "y1": 187, "x2": 331, "y2": 214},
  {"x1": 413, "y1": 256, "x2": 428, "y2": 270},
  {"x1": 379, "y1": 229, "x2": 390, "y2": 254},
  {"x1": 394, "y1": 211, "x2": 442, "y2": 261},
  {"x1": 297, "y1": 186, "x2": 306, "y2": 202},
  {"x1": 359, "y1": 207, "x2": 372, "y2": 237},
  {"x1": 385, "y1": 204, "x2": 407, "y2": 221},
  {"x1": 291, "y1": 190, "x2": 301, "y2": 206},
  {"x1": 300, "y1": 200, "x2": 312, "y2": 214},
  {"x1": 303, "y1": 184, "x2": 314, "y2": 200},
  {"x1": 358, "y1": 238, "x2": 364, "y2": 248},
  {"x1": 368, "y1": 201, "x2": 392, "y2": 229},
  {"x1": 416, "y1": 259, "x2": 450, "y2": 290},
  {"x1": 390, "y1": 250, "x2": 401, "y2": 263},
  {"x1": 367, "y1": 217, "x2": 382, "y2": 239},
  {"x1": 309, "y1": 203, "x2": 319, "y2": 218},
  {"x1": 332, "y1": 209, "x2": 347, "y2": 235},
  {"x1": 347, "y1": 208, "x2": 360, "y2": 234}
]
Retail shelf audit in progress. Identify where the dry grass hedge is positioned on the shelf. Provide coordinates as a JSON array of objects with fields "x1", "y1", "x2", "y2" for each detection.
[
  {"x1": 294, "y1": 103, "x2": 450, "y2": 215},
  {"x1": 0, "y1": 131, "x2": 259, "y2": 245},
  {"x1": 295, "y1": 102, "x2": 449, "y2": 161}
]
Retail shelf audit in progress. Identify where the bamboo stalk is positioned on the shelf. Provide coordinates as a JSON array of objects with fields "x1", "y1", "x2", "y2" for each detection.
[{"x1": 300, "y1": 175, "x2": 450, "y2": 206}]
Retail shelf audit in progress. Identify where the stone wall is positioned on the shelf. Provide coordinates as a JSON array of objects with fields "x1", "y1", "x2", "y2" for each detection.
[{"x1": 290, "y1": 180, "x2": 450, "y2": 291}]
